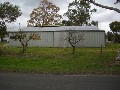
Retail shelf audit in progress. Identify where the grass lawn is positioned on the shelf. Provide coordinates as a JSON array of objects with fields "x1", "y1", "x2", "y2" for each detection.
[{"x1": 0, "y1": 42, "x2": 120, "y2": 75}]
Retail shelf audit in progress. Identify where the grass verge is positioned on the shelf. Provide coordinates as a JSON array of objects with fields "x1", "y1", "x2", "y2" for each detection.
[{"x1": 0, "y1": 43, "x2": 120, "y2": 75}]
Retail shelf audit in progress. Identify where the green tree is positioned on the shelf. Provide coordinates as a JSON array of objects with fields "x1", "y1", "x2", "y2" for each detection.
[
  {"x1": 27, "y1": 0, "x2": 62, "y2": 27},
  {"x1": 0, "y1": 2, "x2": 22, "y2": 42},
  {"x1": 63, "y1": 0, "x2": 98, "y2": 26},
  {"x1": 0, "y1": 21, "x2": 7, "y2": 42},
  {"x1": 107, "y1": 31, "x2": 114, "y2": 41},
  {"x1": 109, "y1": 21, "x2": 120, "y2": 43},
  {"x1": 110, "y1": 21, "x2": 120, "y2": 33},
  {"x1": 89, "y1": 21, "x2": 98, "y2": 27},
  {"x1": 62, "y1": 20, "x2": 73, "y2": 26},
  {"x1": 82, "y1": 0, "x2": 120, "y2": 13}
]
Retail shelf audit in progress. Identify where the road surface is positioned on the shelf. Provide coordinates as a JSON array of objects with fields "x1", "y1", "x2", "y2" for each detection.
[{"x1": 0, "y1": 73, "x2": 120, "y2": 90}]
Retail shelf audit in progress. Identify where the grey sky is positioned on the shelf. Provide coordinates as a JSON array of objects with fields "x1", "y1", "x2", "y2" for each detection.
[{"x1": 0, "y1": 0, "x2": 120, "y2": 32}]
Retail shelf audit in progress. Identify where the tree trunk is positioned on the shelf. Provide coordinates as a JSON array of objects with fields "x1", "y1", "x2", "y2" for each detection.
[
  {"x1": 0, "y1": 48, "x2": 3, "y2": 56},
  {"x1": 22, "y1": 45, "x2": 26, "y2": 53},
  {"x1": 0, "y1": 37, "x2": 4, "y2": 42},
  {"x1": 72, "y1": 46, "x2": 75, "y2": 54},
  {"x1": 86, "y1": 0, "x2": 120, "y2": 13}
]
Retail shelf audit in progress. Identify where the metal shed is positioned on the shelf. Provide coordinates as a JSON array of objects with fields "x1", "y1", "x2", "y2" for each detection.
[{"x1": 8, "y1": 26, "x2": 105, "y2": 47}]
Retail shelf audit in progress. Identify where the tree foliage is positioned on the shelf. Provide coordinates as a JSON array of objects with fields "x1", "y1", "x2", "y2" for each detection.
[
  {"x1": 0, "y1": 2, "x2": 22, "y2": 42},
  {"x1": 0, "y1": 2, "x2": 22, "y2": 23},
  {"x1": 12, "y1": 30, "x2": 41, "y2": 53},
  {"x1": 0, "y1": 21, "x2": 7, "y2": 42},
  {"x1": 109, "y1": 21, "x2": 120, "y2": 33},
  {"x1": 63, "y1": 0, "x2": 98, "y2": 26},
  {"x1": 107, "y1": 31, "x2": 114, "y2": 41},
  {"x1": 27, "y1": 0, "x2": 62, "y2": 27},
  {"x1": 109, "y1": 21, "x2": 120, "y2": 43}
]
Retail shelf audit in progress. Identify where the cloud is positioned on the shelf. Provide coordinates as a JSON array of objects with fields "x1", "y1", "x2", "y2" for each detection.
[
  {"x1": 90, "y1": 0, "x2": 120, "y2": 32},
  {"x1": 0, "y1": 0, "x2": 40, "y2": 28},
  {"x1": 0, "y1": 0, "x2": 120, "y2": 33}
]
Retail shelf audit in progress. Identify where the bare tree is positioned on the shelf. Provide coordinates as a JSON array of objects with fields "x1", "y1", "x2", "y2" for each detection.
[
  {"x1": 66, "y1": 31, "x2": 84, "y2": 54},
  {"x1": 11, "y1": 29, "x2": 40, "y2": 53}
]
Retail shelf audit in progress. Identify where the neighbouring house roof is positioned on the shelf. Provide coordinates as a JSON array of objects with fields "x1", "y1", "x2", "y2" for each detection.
[{"x1": 8, "y1": 26, "x2": 104, "y2": 32}]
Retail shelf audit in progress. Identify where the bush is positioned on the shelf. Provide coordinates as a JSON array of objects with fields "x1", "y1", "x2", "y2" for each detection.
[{"x1": 0, "y1": 43, "x2": 9, "y2": 56}]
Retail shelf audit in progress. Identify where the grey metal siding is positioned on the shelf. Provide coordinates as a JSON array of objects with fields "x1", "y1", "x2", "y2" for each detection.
[
  {"x1": 9, "y1": 32, "x2": 54, "y2": 47},
  {"x1": 9, "y1": 33, "x2": 21, "y2": 47},
  {"x1": 9, "y1": 30, "x2": 105, "y2": 47},
  {"x1": 65, "y1": 31, "x2": 105, "y2": 47},
  {"x1": 80, "y1": 31, "x2": 105, "y2": 47},
  {"x1": 54, "y1": 32, "x2": 67, "y2": 47},
  {"x1": 28, "y1": 32, "x2": 53, "y2": 47}
]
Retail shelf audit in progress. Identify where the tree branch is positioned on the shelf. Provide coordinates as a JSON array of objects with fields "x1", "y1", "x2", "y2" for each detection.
[{"x1": 85, "y1": 0, "x2": 120, "y2": 13}]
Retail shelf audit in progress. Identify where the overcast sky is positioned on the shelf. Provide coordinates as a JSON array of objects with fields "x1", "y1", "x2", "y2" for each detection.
[{"x1": 0, "y1": 0, "x2": 120, "y2": 32}]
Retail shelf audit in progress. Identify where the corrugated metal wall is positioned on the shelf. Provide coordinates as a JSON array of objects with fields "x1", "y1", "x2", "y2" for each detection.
[
  {"x1": 54, "y1": 32, "x2": 68, "y2": 47},
  {"x1": 9, "y1": 31, "x2": 105, "y2": 47},
  {"x1": 53, "y1": 31, "x2": 105, "y2": 47},
  {"x1": 9, "y1": 33, "x2": 21, "y2": 47},
  {"x1": 28, "y1": 32, "x2": 53, "y2": 47},
  {"x1": 76, "y1": 31, "x2": 105, "y2": 47}
]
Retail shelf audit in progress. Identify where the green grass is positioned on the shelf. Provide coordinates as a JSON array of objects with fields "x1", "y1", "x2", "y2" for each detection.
[{"x1": 0, "y1": 43, "x2": 120, "y2": 75}]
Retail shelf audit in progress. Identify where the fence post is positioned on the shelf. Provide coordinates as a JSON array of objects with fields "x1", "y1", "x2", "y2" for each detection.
[
  {"x1": 100, "y1": 45, "x2": 103, "y2": 55},
  {"x1": 100, "y1": 45, "x2": 103, "y2": 56}
]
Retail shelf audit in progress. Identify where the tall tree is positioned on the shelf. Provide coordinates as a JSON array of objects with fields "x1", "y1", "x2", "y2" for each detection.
[
  {"x1": 82, "y1": 0, "x2": 120, "y2": 13},
  {"x1": 0, "y1": 2, "x2": 22, "y2": 42},
  {"x1": 63, "y1": 0, "x2": 98, "y2": 26},
  {"x1": 109, "y1": 21, "x2": 120, "y2": 43},
  {"x1": 27, "y1": 0, "x2": 62, "y2": 27}
]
